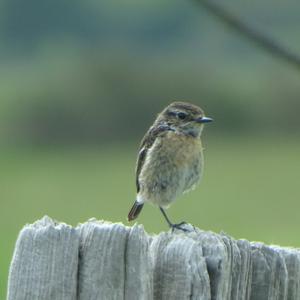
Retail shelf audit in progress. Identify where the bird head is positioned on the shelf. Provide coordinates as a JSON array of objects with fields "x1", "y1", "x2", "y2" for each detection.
[{"x1": 157, "y1": 101, "x2": 213, "y2": 137}]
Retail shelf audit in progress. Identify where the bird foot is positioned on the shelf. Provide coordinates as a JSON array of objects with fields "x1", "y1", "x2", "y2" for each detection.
[{"x1": 170, "y1": 221, "x2": 193, "y2": 232}]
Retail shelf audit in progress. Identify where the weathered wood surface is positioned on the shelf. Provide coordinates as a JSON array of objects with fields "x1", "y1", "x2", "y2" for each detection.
[{"x1": 7, "y1": 216, "x2": 300, "y2": 300}]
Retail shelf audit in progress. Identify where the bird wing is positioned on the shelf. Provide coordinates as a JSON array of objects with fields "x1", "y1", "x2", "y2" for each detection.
[{"x1": 135, "y1": 124, "x2": 174, "y2": 193}]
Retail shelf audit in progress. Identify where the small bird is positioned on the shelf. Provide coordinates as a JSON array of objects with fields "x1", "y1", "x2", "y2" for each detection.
[{"x1": 127, "y1": 101, "x2": 213, "y2": 231}]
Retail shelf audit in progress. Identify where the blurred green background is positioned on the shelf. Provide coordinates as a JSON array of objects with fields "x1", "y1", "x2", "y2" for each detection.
[{"x1": 1, "y1": 0, "x2": 300, "y2": 297}]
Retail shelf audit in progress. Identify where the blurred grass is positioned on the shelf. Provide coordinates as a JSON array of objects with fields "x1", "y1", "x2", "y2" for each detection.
[{"x1": 1, "y1": 135, "x2": 300, "y2": 297}]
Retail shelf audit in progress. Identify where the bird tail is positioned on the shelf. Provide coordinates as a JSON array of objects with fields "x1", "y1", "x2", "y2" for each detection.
[{"x1": 127, "y1": 201, "x2": 144, "y2": 221}]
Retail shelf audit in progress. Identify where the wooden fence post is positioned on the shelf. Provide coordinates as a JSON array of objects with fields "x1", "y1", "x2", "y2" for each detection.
[{"x1": 7, "y1": 216, "x2": 300, "y2": 300}]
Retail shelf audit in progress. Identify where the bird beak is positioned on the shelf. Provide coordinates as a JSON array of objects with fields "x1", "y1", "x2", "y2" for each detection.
[{"x1": 195, "y1": 116, "x2": 213, "y2": 123}]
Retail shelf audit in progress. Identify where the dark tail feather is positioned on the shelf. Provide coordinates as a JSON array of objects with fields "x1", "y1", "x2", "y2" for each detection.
[{"x1": 127, "y1": 201, "x2": 144, "y2": 221}]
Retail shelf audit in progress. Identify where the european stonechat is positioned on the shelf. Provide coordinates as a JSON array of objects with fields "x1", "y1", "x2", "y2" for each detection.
[{"x1": 127, "y1": 101, "x2": 213, "y2": 231}]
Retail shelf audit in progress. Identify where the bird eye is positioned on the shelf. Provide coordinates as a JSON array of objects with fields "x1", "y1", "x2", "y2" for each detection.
[{"x1": 177, "y1": 112, "x2": 187, "y2": 120}]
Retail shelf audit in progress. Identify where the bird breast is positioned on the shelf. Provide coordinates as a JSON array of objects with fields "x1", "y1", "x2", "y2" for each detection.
[{"x1": 138, "y1": 131, "x2": 203, "y2": 207}]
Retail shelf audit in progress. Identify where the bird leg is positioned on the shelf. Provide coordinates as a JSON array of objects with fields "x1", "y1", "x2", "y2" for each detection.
[{"x1": 159, "y1": 207, "x2": 189, "y2": 232}]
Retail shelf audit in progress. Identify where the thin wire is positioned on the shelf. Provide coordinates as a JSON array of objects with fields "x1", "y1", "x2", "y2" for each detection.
[{"x1": 194, "y1": 0, "x2": 300, "y2": 71}]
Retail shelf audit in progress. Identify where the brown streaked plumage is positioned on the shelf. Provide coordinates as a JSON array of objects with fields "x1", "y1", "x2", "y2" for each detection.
[{"x1": 127, "y1": 101, "x2": 213, "y2": 231}]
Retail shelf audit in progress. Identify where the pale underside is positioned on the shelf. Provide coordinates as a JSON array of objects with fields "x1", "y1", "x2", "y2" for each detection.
[{"x1": 137, "y1": 131, "x2": 203, "y2": 208}]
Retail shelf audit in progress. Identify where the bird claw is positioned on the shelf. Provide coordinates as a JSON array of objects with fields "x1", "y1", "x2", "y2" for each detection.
[{"x1": 170, "y1": 221, "x2": 191, "y2": 232}]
